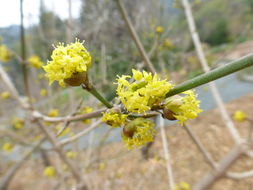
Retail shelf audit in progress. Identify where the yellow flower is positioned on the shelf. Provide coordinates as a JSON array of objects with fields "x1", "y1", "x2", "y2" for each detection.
[
  {"x1": 156, "y1": 26, "x2": 164, "y2": 34},
  {"x1": 164, "y1": 90, "x2": 202, "y2": 125},
  {"x1": 1, "y1": 91, "x2": 10, "y2": 99},
  {"x1": 0, "y1": 45, "x2": 12, "y2": 63},
  {"x1": 48, "y1": 109, "x2": 59, "y2": 117},
  {"x1": 28, "y1": 55, "x2": 43, "y2": 68},
  {"x1": 163, "y1": 38, "x2": 173, "y2": 49},
  {"x1": 43, "y1": 39, "x2": 92, "y2": 86},
  {"x1": 116, "y1": 69, "x2": 172, "y2": 113},
  {"x1": 98, "y1": 162, "x2": 106, "y2": 170},
  {"x1": 40, "y1": 88, "x2": 48, "y2": 97},
  {"x1": 43, "y1": 166, "x2": 56, "y2": 177},
  {"x1": 102, "y1": 111, "x2": 128, "y2": 128},
  {"x1": 173, "y1": 182, "x2": 190, "y2": 190},
  {"x1": 2, "y1": 142, "x2": 14, "y2": 152},
  {"x1": 233, "y1": 110, "x2": 246, "y2": 122},
  {"x1": 66, "y1": 151, "x2": 77, "y2": 159},
  {"x1": 79, "y1": 107, "x2": 93, "y2": 124},
  {"x1": 12, "y1": 117, "x2": 24, "y2": 130},
  {"x1": 122, "y1": 118, "x2": 156, "y2": 149}
]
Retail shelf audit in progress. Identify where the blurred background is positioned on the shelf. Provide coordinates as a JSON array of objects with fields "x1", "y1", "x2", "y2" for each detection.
[{"x1": 0, "y1": 0, "x2": 253, "y2": 189}]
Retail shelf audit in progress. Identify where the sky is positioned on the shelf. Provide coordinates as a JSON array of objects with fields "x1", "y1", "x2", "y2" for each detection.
[{"x1": 0, "y1": 0, "x2": 82, "y2": 27}]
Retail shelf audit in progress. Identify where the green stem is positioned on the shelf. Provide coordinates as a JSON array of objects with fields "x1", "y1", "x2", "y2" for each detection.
[
  {"x1": 83, "y1": 84, "x2": 113, "y2": 108},
  {"x1": 166, "y1": 53, "x2": 253, "y2": 97}
]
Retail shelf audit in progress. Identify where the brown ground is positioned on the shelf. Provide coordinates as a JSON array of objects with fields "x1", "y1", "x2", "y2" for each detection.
[{"x1": 6, "y1": 93, "x2": 253, "y2": 190}]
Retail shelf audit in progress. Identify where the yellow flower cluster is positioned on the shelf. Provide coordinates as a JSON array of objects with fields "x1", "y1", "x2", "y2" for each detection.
[
  {"x1": 102, "y1": 111, "x2": 128, "y2": 128},
  {"x1": 233, "y1": 110, "x2": 246, "y2": 122},
  {"x1": 165, "y1": 90, "x2": 202, "y2": 125},
  {"x1": 40, "y1": 88, "x2": 48, "y2": 97},
  {"x1": 12, "y1": 117, "x2": 24, "y2": 130},
  {"x1": 79, "y1": 107, "x2": 93, "y2": 124},
  {"x1": 66, "y1": 151, "x2": 77, "y2": 159},
  {"x1": 0, "y1": 45, "x2": 12, "y2": 63},
  {"x1": 98, "y1": 162, "x2": 106, "y2": 171},
  {"x1": 48, "y1": 109, "x2": 59, "y2": 117},
  {"x1": 43, "y1": 39, "x2": 92, "y2": 86},
  {"x1": 1, "y1": 91, "x2": 10, "y2": 99},
  {"x1": 43, "y1": 166, "x2": 56, "y2": 177},
  {"x1": 28, "y1": 55, "x2": 43, "y2": 68},
  {"x1": 173, "y1": 182, "x2": 190, "y2": 190},
  {"x1": 116, "y1": 69, "x2": 172, "y2": 113},
  {"x1": 122, "y1": 118, "x2": 155, "y2": 149},
  {"x1": 163, "y1": 38, "x2": 174, "y2": 49},
  {"x1": 2, "y1": 142, "x2": 14, "y2": 152},
  {"x1": 156, "y1": 26, "x2": 164, "y2": 33}
]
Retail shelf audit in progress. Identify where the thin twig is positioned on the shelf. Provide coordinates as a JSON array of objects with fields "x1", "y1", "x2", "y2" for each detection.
[
  {"x1": 57, "y1": 99, "x2": 84, "y2": 137},
  {"x1": 60, "y1": 120, "x2": 102, "y2": 146},
  {"x1": 183, "y1": 124, "x2": 217, "y2": 169},
  {"x1": 36, "y1": 119, "x2": 87, "y2": 189},
  {"x1": 115, "y1": 0, "x2": 156, "y2": 74},
  {"x1": 0, "y1": 138, "x2": 46, "y2": 190},
  {"x1": 0, "y1": 64, "x2": 29, "y2": 109},
  {"x1": 226, "y1": 170, "x2": 253, "y2": 179},
  {"x1": 33, "y1": 108, "x2": 105, "y2": 122},
  {"x1": 193, "y1": 144, "x2": 247, "y2": 190},
  {"x1": 158, "y1": 116, "x2": 175, "y2": 189},
  {"x1": 181, "y1": 0, "x2": 242, "y2": 144},
  {"x1": 20, "y1": 0, "x2": 32, "y2": 104}
]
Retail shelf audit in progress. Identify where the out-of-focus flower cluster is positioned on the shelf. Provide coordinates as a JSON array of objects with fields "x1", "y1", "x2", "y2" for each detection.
[
  {"x1": 12, "y1": 117, "x2": 24, "y2": 130},
  {"x1": 28, "y1": 55, "x2": 43, "y2": 69},
  {"x1": 1, "y1": 91, "x2": 10, "y2": 99},
  {"x1": 79, "y1": 106, "x2": 93, "y2": 124},
  {"x1": 173, "y1": 182, "x2": 190, "y2": 190},
  {"x1": 233, "y1": 110, "x2": 247, "y2": 122},
  {"x1": 0, "y1": 45, "x2": 12, "y2": 63}
]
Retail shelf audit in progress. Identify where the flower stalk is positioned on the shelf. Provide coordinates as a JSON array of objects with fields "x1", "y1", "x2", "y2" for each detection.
[
  {"x1": 81, "y1": 83, "x2": 113, "y2": 108},
  {"x1": 166, "y1": 53, "x2": 253, "y2": 98}
]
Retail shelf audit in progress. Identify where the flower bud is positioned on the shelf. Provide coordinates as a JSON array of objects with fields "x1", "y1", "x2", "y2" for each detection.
[
  {"x1": 162, "y1": 107, "x2": 176, "y2": 120},
  {"x1": 123, "y1": 123, "x2": 136, "y2": 138},
  {"x1": 121, "y1": 118, "x2": 155, "y2": 149},
  {"x1": 64, "y1": 72, "x2": 87, "y2": 86},
  {"x1": 164, "y1": 90, "x2": 202, "y2": 124}
]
